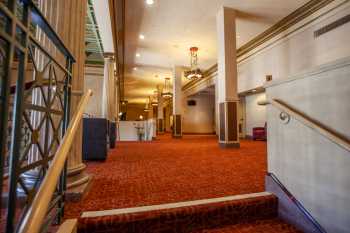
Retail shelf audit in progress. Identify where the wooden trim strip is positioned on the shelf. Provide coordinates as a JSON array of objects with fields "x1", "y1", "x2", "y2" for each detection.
[{"x1": 82, "y1": 192, "x2": 272, "y2": 218}]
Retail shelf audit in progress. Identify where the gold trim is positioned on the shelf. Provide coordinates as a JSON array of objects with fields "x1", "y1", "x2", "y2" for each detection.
[{"x1": 237, "y1": 0, "x2": 334, "y2": 57}]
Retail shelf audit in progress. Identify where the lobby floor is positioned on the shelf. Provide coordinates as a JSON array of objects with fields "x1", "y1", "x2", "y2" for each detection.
[{"x1": 65, "y1": 134, "x2": 267, "y2": 218}]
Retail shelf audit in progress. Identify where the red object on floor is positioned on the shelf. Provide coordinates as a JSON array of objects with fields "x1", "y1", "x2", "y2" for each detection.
[
  {"x1": 252, "y1": 123, "x2": 267, "y2": 140},
  {"x1": 65, "y1": 135, "x2": 267, "y2": 219}
]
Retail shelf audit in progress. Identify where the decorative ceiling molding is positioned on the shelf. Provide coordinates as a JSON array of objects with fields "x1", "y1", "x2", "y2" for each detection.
[{"x1": 182, "y1": 0, "x2": 334, "y2": 93}]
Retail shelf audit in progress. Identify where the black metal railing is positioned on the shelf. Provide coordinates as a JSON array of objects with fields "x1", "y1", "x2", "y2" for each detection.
[
  {"x1": 0, "y1": 0, "x2": 75, "y2": 232},
  {"x1": 267, "y1": 172, "x2": 327, "y2": 233}
]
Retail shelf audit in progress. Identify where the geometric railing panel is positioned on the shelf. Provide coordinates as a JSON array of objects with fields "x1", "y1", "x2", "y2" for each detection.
[{"x1": 0, "y1": 1, "x2": 75, "y2": 232}]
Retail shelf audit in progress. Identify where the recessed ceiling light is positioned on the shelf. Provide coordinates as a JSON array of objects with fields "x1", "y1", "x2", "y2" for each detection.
[
  {"x1": 136, "y1": 53, "x2": 141, "y2": 57},
  {"x1": 139, "y1": 34, "x2": 145, "y2": 40},
  {"x1": 252, "y1": 89, "x2": 257, "y2": 92},
  {"x1": 146, "y1": 0, "x2": 154, "y2": 5},
  {"x1": 133, "y1": 67, "x2": 138, "y2": 71}
]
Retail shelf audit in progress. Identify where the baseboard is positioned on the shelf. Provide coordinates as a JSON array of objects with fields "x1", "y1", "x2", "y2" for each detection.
[{"x1": 265, "y1": 173, "x2": 327, "y2": 233}]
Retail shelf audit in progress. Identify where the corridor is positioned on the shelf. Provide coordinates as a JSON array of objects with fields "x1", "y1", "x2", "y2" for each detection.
[{"x1": 65, "y1": 135, "x2": 267, "y2": 219}]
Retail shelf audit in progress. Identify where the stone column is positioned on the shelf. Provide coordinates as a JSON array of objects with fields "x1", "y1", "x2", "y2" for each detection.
[
  {"x1": 157, "y1": 86, "x2": 164, "y2": 134},
  {"x1": 172, "y1": 66, "x2": 183, "y2": 138},
  {"x1": 216, "y1": 7, "x2": 240, "y2": 148},
  {"x1": 147, "y1": 97, "x2": 153, "y2": 119},
  {"x1": 60, "y1": 0, "x2": 91, "y2": 194},
  {"x1": 102, "y1": 56, "x2": 116, "y2": 121}
]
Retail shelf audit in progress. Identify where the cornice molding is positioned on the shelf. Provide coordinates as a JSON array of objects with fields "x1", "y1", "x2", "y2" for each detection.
[
  {"x1": 183, "y1": 0, "x2": 334, "y2": 93},
  {"x1": 236, "y1": 0, "x2": 334, "y2": 57}
]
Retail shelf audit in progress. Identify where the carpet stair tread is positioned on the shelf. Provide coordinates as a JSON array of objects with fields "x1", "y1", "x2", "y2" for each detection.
[
  {"x1": 191, "y1": 218, "x2": 303, "y2": 233},
  {"x1": 77, "y1": 193, "x2": 283, "y2": 233}
]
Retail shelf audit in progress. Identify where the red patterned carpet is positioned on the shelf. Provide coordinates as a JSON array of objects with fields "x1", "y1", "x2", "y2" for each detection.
[
  {"x1": 192, "y1": 219, "x2": 303, "y2": 233},
  {"x1": 65, "y1": 134, "x2": 267, "y2": 219}
]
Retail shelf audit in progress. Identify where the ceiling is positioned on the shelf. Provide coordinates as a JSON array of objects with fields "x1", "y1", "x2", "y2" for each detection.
[{"x1": 95, "y1": 0, "x2": 309, "y2": 104}]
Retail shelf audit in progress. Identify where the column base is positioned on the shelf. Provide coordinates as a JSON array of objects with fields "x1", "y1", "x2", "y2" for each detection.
[
  {"x1": 173, "y1": 114, "x2": 182, "y2": 138},
  {"x1": 218, "y1": 101, "x2": 240, "y2": 147},
  {"x1": 157, "y1": 119, "x2": 164, "y2": 134},
  {"x1": 219, "y1": 142, "x2": 240, "y2": 148},
  {"x1": 66, "y1": 163, "x2": 92, "y2": 202}
]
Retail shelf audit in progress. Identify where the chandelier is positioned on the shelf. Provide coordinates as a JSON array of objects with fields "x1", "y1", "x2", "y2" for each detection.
[
  {"x1": 151, "y1": 90, "x2": 158, "y2": 106},
  {"x1": 184, "y1": 47, "x2": 203, "y2": 80},
  {"x1": 161, "y1": 77, "x2": 172, "y2": 99}
]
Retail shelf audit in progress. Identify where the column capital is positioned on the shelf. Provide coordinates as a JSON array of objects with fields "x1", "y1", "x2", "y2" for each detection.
[{"x1": 103, "y1": 52, "x2": 115, "y2": 59}]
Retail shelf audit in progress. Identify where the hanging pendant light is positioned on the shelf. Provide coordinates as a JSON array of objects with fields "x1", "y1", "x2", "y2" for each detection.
[
  {"x1": 151, "y1": 90, "x2": 158, "y2": 106},
  {"x1": 161, "y1": 77, "x2": 172, "y2": 99},
  {"x1": 144, "y1": 97, "x2": 150, "y2": 112},
  {"x1": 184, "y1": 47, "x2": 203, "y2": 80}
]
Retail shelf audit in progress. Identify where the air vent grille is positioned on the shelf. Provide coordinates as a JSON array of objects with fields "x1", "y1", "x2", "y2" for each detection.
[{"x1": 314, "y1": 14, "x2": 350, "y2": 38}]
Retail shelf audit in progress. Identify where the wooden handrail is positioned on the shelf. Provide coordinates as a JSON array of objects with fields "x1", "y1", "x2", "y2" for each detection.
[
  {"x1": 268, "y1": 99, "x2": 350, "y2": 152},
  {"x1": 17, "y1": 89, "x2": 93, "y2": 233}
]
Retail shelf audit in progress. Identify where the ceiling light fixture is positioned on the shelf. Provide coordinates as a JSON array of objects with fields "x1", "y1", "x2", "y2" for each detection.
[
  {"x1": 146, "y1": 0, "x2": 154, "y2": 5},
  {"x1": 161, "y1": 77, "x2": 172, "y2": 99},
  {"x1": 133, "y1": 67, "x2": 138, "y2": 71},
  {"x1": 136, "y1": 53, "x2": 141, "y2": 57},
  {"x1": 184, "y1": 47, "x2": 203, "y2": 80},
  {"x1": 151, "y1": 90, "x2": 158, "y2": 106},
  {"x1": 139, "y1": 34, "x2": 145, "y2": 40},
  {"x1": 144, "y1": 97, "x2": 150, "y2": 112}
]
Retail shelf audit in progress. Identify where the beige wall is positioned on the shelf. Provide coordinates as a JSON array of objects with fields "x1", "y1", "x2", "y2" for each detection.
[
  {"x1": 84, "y1": 66, "x2": 104, "y2": 118},
  {"x1": 266, "y1": 57, "x2": 350, "y2": 233},
  {"x1": 245, "y1": 93, "x2": 266, "y2": 137},
  {"x1": 237, "y1": 0, "x2": 350, "y2": 92},
  {"x1": 230, "y1": 0, "x2": 350, "y2": 140},
  {"x1": 235, "y1": 3, "x2": 350, "y2": 231},
  {"x1": 182, "y1": 94, "x2": 215, "y2": 134}
]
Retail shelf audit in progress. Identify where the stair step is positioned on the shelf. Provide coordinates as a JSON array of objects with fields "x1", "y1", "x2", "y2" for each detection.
[
  {"x1": 77, "y1": 192, "x2": 278, "y2": 233},
  {"x1": 191, "y1": 218, "x2": 303, "y2": 233}
]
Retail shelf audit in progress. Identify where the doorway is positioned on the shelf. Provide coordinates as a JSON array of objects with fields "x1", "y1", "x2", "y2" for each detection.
[{"x1": 238, "y1": 98, "x2": 246, "y2": 138}]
